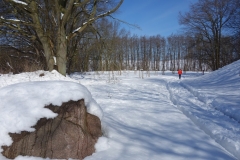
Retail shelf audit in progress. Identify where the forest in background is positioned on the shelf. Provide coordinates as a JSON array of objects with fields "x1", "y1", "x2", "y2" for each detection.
[{"x1": 0, "y1": 0, "x2": 239, "y2": 75}]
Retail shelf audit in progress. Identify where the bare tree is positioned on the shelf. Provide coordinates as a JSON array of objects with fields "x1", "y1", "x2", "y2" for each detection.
[
  {"x1": 0, "y1": 0, "x2": 123, "y2": 76},
  {"x1": 179, "y1": 0, "x2": 239, "y2": 70}
]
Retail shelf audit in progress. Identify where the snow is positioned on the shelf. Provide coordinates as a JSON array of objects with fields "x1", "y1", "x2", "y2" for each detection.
[
  {"x1": 72, "y1": 26, "x2": 81, "y2": 33},
  {"x1": 12, "y1": 0, "x2": 27, "y2": 5},
  {"x1": 53, "y1": 56, "x2": 56, "y2": 65},
  {"x1": 0, "y1": 71, "x2": 103, "y2": 159},
  {"x1": 0, "y1": 60, "x2": 240, "y2": 160},
  {"x1": 0, "y1": 16, "x2": 21, "y2": 22}
]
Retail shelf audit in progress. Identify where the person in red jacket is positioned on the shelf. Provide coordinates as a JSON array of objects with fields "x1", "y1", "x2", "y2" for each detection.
[{"x1": 178, "y1": 69, "x2": 182, "y2": 79}]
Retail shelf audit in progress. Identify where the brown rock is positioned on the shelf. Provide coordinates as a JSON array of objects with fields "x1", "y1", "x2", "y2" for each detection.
[{"x1": 2, "y1": 99, "x2": 102, "y2": 159}]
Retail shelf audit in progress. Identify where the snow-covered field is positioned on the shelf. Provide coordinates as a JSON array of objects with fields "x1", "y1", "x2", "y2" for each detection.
[{"x1": 0, "y1": 60, "x2": 239, "y2": 160}]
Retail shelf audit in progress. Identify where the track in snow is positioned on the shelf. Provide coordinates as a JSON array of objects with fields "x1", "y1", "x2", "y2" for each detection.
[
  {"x1": 80, "y1": 76, "x2": 237, "y2": 160},
  {"x1": 166, "y1": 80, "x2": 240, "y2": 159}
]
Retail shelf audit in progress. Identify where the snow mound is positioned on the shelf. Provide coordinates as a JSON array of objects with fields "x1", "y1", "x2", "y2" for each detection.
[
  {"x1": 0, "y1": 70, "x2": 79, "y2": 88},
  {"x1": 0, "y1": 71, "x2": 103, "y2": 158},
  {"x1": 183, "y1": 60, "x2": 240, "y2": 122},
  {"x1": 172, "y1": 60, "x2": 240, "y2": 159},
  {"x1": 190, "y1": 59, "x2": 240, "y2": 83}
]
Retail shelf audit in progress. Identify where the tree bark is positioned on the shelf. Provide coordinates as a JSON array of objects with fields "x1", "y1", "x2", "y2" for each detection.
[
  {"x1": 28, "y1": 1, "x2": 55, "y2": 71},
  {"x1": 56, "y1": 26, "x2": 68, "y2": 76}
]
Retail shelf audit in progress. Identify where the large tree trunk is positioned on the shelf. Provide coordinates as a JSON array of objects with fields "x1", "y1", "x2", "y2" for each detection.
[
  {"x1": 57, "y1": 47, "x2": 67, "y2": 76},
  {"x1": 29, "y1": 1, "x2": 55, "y2": 72},
  {"x1": 42, "y1": 43, "x2": 55, "y2": 71},
  {"x1": 56, "y1": 26, "x2": 67, "y2": 76}
]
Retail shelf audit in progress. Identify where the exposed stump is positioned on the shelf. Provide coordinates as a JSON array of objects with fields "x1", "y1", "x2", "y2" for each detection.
[{"x1": 2, "y1": 99, "x2": 102, "y2": 160}]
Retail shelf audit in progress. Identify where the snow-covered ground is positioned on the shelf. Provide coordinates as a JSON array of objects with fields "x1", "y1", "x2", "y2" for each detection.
[{"x1": 0, "y1": 60, "x2": 239, "y2": 160}]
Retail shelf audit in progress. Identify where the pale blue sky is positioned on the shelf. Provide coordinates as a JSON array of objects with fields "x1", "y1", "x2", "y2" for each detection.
[{"x1": 114, "y1": 0, "x2": 198, "y2": 37}]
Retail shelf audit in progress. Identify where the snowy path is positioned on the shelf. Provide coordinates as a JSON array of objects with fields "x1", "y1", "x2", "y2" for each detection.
[
  {"x1": 79, "y1": 76, "x2": 236, "y2": 160},
  {"x1": 167, "y1": 80, "x2": 240, "y2": 159}
]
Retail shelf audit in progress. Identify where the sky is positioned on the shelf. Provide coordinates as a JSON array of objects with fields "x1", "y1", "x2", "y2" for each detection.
[
  {"x1": 0, "y1": 60, "x2": 240, "y2": 159},
  {"x1": 114, "y1": 0, "x2": 198, "y2": 37}
]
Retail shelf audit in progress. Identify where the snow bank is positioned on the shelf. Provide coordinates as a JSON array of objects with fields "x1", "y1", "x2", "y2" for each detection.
[
  {"x1": 0, "y1": 70, "x2": 79, "y2": 88},
  {"x1": 167, "y1": 60, "x2": 240, "y2": 159},
  {"x1": 183, "y1": 60, "x2": 240, "y2": 122},
  {"x1": 168, "y1": 81, "x2": 240, "y2": 159}
]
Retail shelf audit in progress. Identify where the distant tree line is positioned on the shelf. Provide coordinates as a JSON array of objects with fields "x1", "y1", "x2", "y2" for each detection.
[{"x1": 0, "y1": 0, "x2": 239, "y2": 75}]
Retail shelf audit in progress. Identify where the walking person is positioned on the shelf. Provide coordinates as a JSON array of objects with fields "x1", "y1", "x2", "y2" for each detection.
[{"x1": 178, "y1": 69, "x2": 182, "y2": 79}]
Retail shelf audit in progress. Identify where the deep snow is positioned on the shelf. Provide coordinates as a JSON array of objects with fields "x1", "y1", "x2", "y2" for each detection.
[{"x1": 0, "y1": 60, "x2": 239, "y2": 160}]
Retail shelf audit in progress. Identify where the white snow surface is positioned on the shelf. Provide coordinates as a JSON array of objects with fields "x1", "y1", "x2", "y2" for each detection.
[
  {"x1": 12, "y1": 0, "x2": 27, "y2": 5},
  {"x1": 0, "y1": 60, "x2": 240, "y2": 160}
]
